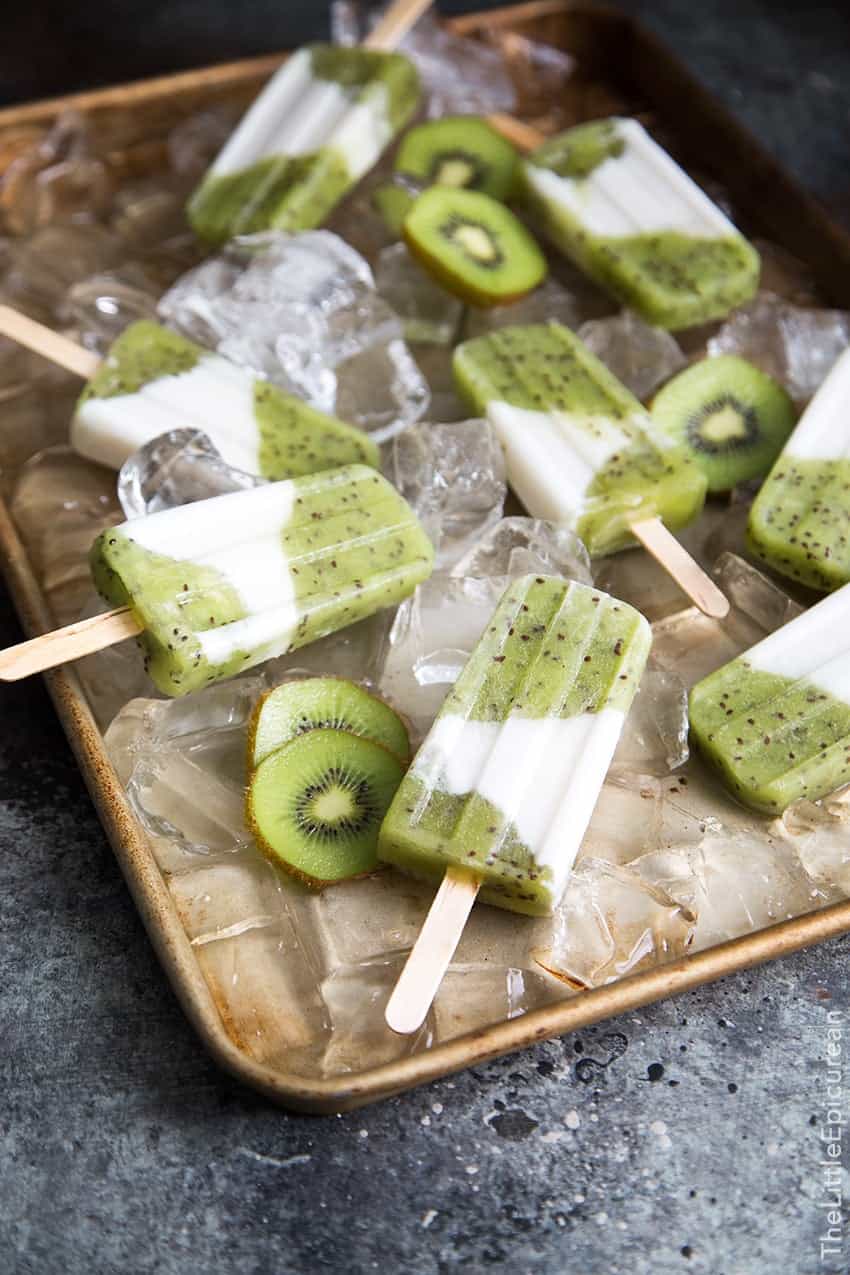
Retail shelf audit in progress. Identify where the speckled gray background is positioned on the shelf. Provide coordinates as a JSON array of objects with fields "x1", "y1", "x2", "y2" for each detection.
[{"x1": 2, "y1": 3, "x2": 850, "y2": 1273}]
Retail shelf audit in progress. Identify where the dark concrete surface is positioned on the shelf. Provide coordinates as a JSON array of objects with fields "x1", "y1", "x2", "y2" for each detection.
[{"x1": 2, "y1": 4, "x2": 850, "y2": 1273}]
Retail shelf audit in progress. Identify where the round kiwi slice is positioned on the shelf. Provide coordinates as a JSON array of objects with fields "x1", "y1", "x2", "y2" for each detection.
[
  {"x1": 395, "y1": 117, "x2": 519, "y2": 201},
  {"x1": 650, "y1": 355, "x2": 796, "y2": 492},
  {"x1": 403, "y1": 187, "x2": 547, "y2": 307},
  {"x1": 248, "y1": 677, "x2": 410, "y2": 769},
  {"x1": 247, "y1": 728, "x2": 404, "y2": 885}
]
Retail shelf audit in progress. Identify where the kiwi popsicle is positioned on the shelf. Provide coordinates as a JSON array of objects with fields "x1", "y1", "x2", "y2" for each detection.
[
  {"x1": 453, "y1": 322, "x2": 707, "y2": 556},
  {"x1": 748, "y1": 349, "x2": 850, "y2": 591},
  {"x1": 378, "y1": 574, "x2": 651, "y2": 915},
  {"x1": 187, "y1": 45, "x2": 420, "y2": 244},
  {"x1": 519, "y1": 118, "x2": 760, "y2": 330},
  {"x1": 690, "y1": 582, "x2": 850, "y2": 813},
  {"x1": 72, "y1": 320, "x2": 379, "y2": 478},
  {"x1": 90, "y1": 464, "x2": 434, "y2": 697}
]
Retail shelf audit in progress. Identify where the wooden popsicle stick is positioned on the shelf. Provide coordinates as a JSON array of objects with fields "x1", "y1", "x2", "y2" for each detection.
[
  {"x1": 363, "y1": 0, "x2": 434, "y2": 51},
  {"x1": 0, "y1": 607, "x2": 142, "y2": 682},
  {"x1": 385, "y1": 866, "x2": 480, "y2": 1035},
  {"x1": 0, "y1": 304, "x2": 100, "y2": 379},
  {"x1": 630, "y1": 517, "x2": 729, "y2": 619},
  {"x1": 487, "y1": 112, "x2": 547, "y2": 151}
]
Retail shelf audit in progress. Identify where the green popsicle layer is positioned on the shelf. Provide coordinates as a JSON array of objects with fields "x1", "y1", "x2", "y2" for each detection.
[
  {"x1": 690, "y1": 658, "x2": 850, "y2": 814},
  {"x1": 748, "y1": 456, "x2": 850, "y2": 592}
]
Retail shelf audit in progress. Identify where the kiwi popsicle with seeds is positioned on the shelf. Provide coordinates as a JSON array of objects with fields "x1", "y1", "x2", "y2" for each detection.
[
  {"x1": 748, "y1": 349, "x2": 850, "y2": 591},
  {"x1": 381, "y1": 574, "x2": 650, "y2": 1033},
  {"x1": 519, "y1": 118, "x2": 760, "y2": 330},
  {"x1": 379, "y1": 575, "x2": 650, "y2": 915},
  {"x1": 187, "y1": 44, "x2": 421, "y2": 244},
  {"x1": 71, "y1": 320, "x2": 380, "y2": 478},
  {"x1": 88, "y1": 464, "x2": 434, "y2": 697},
  {"x1": 453, "y1": 322, "x2": 726, "y2": 615},
  {"x1": 690, "y1": 582, "x2": 850, "y2": 813}
]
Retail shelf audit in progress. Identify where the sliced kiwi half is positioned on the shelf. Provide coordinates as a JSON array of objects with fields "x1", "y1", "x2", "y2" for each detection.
[
  {"x1": 248, "y1": 677, "x2": 410, "y2": 769},
  {"x1": 395, "y1": 117, "x2": 518, "y2": 200},
  {"x1": 403, "y1": 187, "x2": 547, "y2": 307},
  {"x1": 247, "y1": 728, "x2": 404, "y2": 885},
  {"x1": 650, "y1": 355, "x2": 796, "y2": 492}
]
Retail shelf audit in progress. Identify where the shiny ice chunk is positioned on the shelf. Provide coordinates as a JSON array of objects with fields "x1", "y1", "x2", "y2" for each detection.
[
  {"x1": 392, "y1": 419, "x2": 507, "y2": 568},
  {"x1": 707, "y1": 292, "x2": 850, "y2": 403},
  {"x1": 538, "y1": 858, "x2": 694, "y2": 989},
  {"x1": 117, "y1": 428, "x2": 263, "y2": 519},
  {"x1": 375, "y1": 242, "x2": 463, "y2": 345},
  {"x1": 612, "y1": 667, "x2": 689, "y2": 776},
  {"x1": 451, "y1": 516, "x2": 592, "y2": 584},
  {"x1": 578, "y1": 311, "x2": 686, "y2": 401},
  {"x1": 320, "y1": 953, "x2": 433, "y2": 1074}
]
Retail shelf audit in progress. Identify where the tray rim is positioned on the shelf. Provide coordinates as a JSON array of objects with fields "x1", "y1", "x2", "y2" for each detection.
[{"x1": 3, "y1": 0, "x2": 850, "y2": 1113}]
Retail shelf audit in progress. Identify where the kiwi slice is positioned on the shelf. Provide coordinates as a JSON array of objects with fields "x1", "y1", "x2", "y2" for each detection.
[
  {"x1": 249, "y1": 677, "x2": 410, "y2": 769},
  {"x1": 650, "y1": 355, "x2": 796, "y2": 492},
  {"x1": 403, "y1": 187, "x2": 547, "y2": 307},
  {"x1": 395, "y1": 117, "x2": 518, "y2": 200},
  {"x1": 247, "y1": 728, "x2": 404, "y2": 885}
]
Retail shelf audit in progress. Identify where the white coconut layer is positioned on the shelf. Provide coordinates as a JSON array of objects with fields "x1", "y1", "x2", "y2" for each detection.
[
  {"x1": 208, "y1": 48, "x2": 392, "y2": 182},
  {"x1": 745, "y1": 580, "x2": 850, "y2": 701},
  {"x1": 412, "y1": 708, "x2": 625, "y2": 903},
  {"x1": 525, "y1": 118, "x2": 739, "y2": 242},
  {"x1": 73, "y1": 356, "x2": 262, "y2": 474}
]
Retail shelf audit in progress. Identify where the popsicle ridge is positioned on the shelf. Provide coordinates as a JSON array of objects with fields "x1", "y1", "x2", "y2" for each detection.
[{"x1": 378, "y1": 575, "x2": 651, "y2": 914}]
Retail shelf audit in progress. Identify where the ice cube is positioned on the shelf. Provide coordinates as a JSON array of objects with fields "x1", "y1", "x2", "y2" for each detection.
[
  {"x1": 462, "y1": 276, "x2": 596, "y2": 342},
  {"x1": 451, "y1": 516, "x2": 592, "y2": 584},
  {"x1": 491, "y1": 30, "x2": 576, "y2": 130},
  {"x1": 433, "y1": 964, "x2": 559, "y2": 1042},
  {"x1": 167, "y1": 105, "x2": 242, "y2": 179},
  {"x1": 9, "y1": 445, "x2": 121, "y2": 624},
  {"x1": 66, "y1": 268, "x2": 159, "y2": 354},
  {"x1": 613, "y1": 667, "x2": 689, "y2": 777},
  {"x1": 308, "y1": 871, "x2": 433, "y2": 970},
  {"x1": 158, "y1": 231, "x2": 429, "y2": 440},
  {"x1": 332, "y1": 6, "x2": 517, "y2": 117},
  {"x1": 320, "y1": 953, "x2": 433, "y2": 1075},
  {"x1": 633, "y1": 827, "x2": 837, "y2": 953},
  {"x1": 379, "y1": 575, "x2": 505, "y2": 740},
  {"x1": 168, "y1": 852, "x2": 288, "y2": 945},
  {"x1": 196, "y1": 921, "x2": 330, "y2": 1062},
  {"x1": 537, "y1": 858, "x2": 694, "y2": 989},
  {"x1": 375, "y1": 243, "x2": 463, "y2": 346},
  {"x1": 392, "y1": 419, "x2": 507, "y2": 569},
  {"x1": 4, "y1": 223, "x2": 123, "y2": 322},
  {"x1": 411, "y1": 343, "x2": 471, "y2": 423},
  {"x1": 707, "y1": 292, "x2": 850, "y2": 403},
  {"x1": 578, "y1": 311, "x2": 686, "y2": 400},
  {"x1": 781, "y1": 794, "x2": 850, "y2": 897},
  {"x1": 117, "y1": 429, "x2": 263, "y2": 519}
]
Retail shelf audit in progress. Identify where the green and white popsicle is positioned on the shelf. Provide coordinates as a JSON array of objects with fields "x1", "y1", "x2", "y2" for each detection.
[
  {"x1": 519, "y1": 118, "x2": 760, "y2": 330},
  {"x1": 453, "y1": 322, "x2": 708, "y2": 557},
  {"x1": 748, "y1": 349, "x2": 850, "y2": 592},
  {"x1": 690, "y1": 582, "x2": 850, "y2": 813},
  {"x1": 187, "y1": 45, "x2": 420, "y2": 244},
  {"x1": 90, "y1": 463, "x2": 434, "y2": 697},
  {"x1": 73, "y1": 320, "x2": 379, "y2": 477},
  {"x1": 378, "y1": 574, "x2": 651, "y2": 915}
]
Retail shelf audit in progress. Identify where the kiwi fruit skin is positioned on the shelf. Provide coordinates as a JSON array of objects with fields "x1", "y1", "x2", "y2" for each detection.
[
  {"x1": 395, "y1": 116, "x2": 519, "y2": 201},
  {"x1": 403, "y1": 187, "x2": 547, "y2": 307},
  {"x1": 246, "y1": 727, "x2": 404, "y2": 886},
  {"x1": 650, "y1": 355, "x2": 796, "y2": 492},
  {"x1": 248, "y1": 676, "x2": 410, "y2": 769}
]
